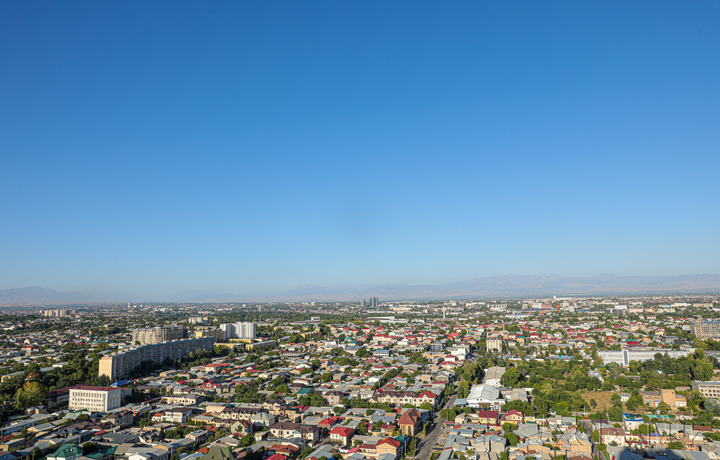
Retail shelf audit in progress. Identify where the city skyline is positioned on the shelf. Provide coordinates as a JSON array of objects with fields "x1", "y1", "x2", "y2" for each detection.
[{"x1": 2, "y1": 2, "x2": 719, "y2": 298}]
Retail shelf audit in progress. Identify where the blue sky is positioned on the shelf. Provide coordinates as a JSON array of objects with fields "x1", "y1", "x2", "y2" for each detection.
[{"x1": 1, "y1": 1, "x2": 719, "y2": 298}]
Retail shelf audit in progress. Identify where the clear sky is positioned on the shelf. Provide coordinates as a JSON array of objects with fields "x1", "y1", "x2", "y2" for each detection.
[{"x1": 1, "y1": 1, "x2": 719, "y2": 298}]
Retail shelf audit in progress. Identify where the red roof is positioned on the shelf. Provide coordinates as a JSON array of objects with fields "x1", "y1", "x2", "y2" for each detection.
[
  {"x1": 378, "y1": 437, "x2": 401, "y2": 447},
  {"x1": 68, "y1": 384, "x2": 117, "y2": 392},
  {"x1": 330, "y1": 426, "x2": 354, "y2": 437}
]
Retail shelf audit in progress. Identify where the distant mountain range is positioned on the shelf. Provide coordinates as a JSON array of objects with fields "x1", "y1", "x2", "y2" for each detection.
[
  {"x1": 2, "y1": 274, "x2": 720, "y2": 305},
  {"x1": 0, "y1": 286, "x2": 106, "y2": 305}
]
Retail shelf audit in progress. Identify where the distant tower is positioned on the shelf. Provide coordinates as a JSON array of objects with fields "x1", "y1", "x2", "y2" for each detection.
[
  {"x1": 127, "y1": 301, "x2": 132, "y2": 309},
  {"x1": 443, "y1": 306, "x2": 446, "y2": 319},
  {"x1": 372, "y1": 297, "x2": 378, "y2": 308},
  {"x1": 361, "y1": 298, "x2": 366, "y2": 308}
]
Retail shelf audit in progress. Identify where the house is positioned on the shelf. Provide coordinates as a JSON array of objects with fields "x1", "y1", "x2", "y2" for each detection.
[
  {"x1": 500, "y1": 410, "x2": 524, "y2": 424},
  {"x1": 376, "y1": 437, "x2": 401, "y2": 456},
  {"x1": 270, "y1": 422, "x2": 320, "y2": 445},
  {"x1": 105, "y1": 410, "x2": 133, "y2": 428},
  {"x1": 151, "y1": 407, "x2": 194, "y2": 424},
  {"x1": 557, "y1": 431, "x2": 592, "y2": 454},
  {"x1": 329, "y1": 426, "x2": 354, "y2": 447},
  {"x1": 250, "y1": 412, "x2": 276, "y2": 428},
  {"x1": 161, "y1": 394, "x2": 205, "y2": 405},
  {"x1": 622, "y1": 414, "x2": 644, "y2": 431},
  {"x1": 476, "y1": 411, "x2": 498, "y2": 426},
  {"x1": 599, "y1": 427, "x2": 629, "y2": 446},
  {"x1": 200, "y1": 446, "x2": 234, "y2": 460},
  {"x1": 398, "y1": 409, "x2": 422, "y2": 436},
  {"x1": 325, "y1": 391, "x2": 347, "y2": 406},
  {"x1": 47, "y1": 444, "x2": 83, "y2": 460}
]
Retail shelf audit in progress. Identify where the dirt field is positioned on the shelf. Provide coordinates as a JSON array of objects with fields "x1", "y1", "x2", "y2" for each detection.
[{"x1": 578, "y1": 391, "x2": 617, "y2": 410}]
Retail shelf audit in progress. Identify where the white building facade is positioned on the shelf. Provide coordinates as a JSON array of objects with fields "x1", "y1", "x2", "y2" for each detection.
[{"x1": 68, "y1": 385, "x2": 123, "y2": 412}]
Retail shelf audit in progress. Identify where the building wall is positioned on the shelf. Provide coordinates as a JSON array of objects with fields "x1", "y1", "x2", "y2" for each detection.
[
  {"x1": 195, "y1": 328, "x2": 223, "y2": 342},
  {"x1": 69, "y1": 386, "x2": 122, "y2": 412},
  {"x1": 220, "y1": 322, "x2": 257, "y2": 340},
  {"x1": 99, "y1": 337, "x2": 215, "y2": 381},
  {"x1": 131, "y1": 327, "x2": 186, "y2": 345},
  {"x1": 692, "y1": 321, "x2": 720, "y2": 339},
  {"x1": 691, "y1": 380, "x2": 720, "y2": 398},
  {"x1": 598, "y1": 349, "x2": 690, "y2": 366}
]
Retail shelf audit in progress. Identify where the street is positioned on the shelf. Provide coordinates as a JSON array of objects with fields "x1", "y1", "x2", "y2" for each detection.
[{"x1": 415, "y1": 385, "x2": 458, "y2": 460}]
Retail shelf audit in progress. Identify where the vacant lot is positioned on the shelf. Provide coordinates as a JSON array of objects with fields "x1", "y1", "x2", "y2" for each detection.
[{"x1": 578, "y1": 391, "x2": 616, "y2": 410}]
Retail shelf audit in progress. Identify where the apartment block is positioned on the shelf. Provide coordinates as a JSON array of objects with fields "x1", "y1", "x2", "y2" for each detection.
[
  {"x1": 195, "y1": 328, "x2": 223, "y2": 342},
  {"x1": 131, "y1": 326, "x2": 186, "y2": 345},
  {"x1": 43, "y1": 309, "x2": 72, "y2": 317},
  {"x1": 99, "y1": 337, "x2": 214, "y2": 381},
  {"x1": 219, "y1": 322, "x2": 256, "y2": 340},
  {"x1": 692, "y1": 321, "x2": 720, "y2": 340},
  {"x1": 486, "y1": 337, "x2": 503, "y2": 353}
]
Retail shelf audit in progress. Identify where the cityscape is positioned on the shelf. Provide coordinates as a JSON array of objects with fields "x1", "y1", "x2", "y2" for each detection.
[
  {"x1": 2, "y1": 4, "x2": 720, "y2": 460},
  {"x1": 0, "y1": 298, "x2": 720, "y2": 460}
]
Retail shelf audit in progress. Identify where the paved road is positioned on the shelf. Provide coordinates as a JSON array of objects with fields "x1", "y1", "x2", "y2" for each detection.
[
  {"x1": 415, "y1": 386, "x2": 458, "y2": 460},
  {"x1": 414, "y1": 355, "x2": 479, "y2": 460}
]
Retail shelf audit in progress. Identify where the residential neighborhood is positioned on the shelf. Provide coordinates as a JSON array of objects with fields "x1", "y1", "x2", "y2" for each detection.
[{"x1": 0, "y1": 297, "x2": 719, "y2": 460}]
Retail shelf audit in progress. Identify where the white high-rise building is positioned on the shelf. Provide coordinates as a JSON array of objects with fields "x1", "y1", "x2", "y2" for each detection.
[{"x1": 220, "y1": 322, "x2": 256, "y2": 340}]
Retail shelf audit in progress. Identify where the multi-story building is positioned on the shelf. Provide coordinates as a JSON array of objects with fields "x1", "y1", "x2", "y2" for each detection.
[
  {"x1": 131, "y1": 326, "x2": 186, "y2": 345},
  {"x1": 99, "y1": 337, "x2": 214, "y2": 381},
  {"x1": 640, "y1": 389, "x2": 686, "y2": 409},
  {"x1": 691, "y1": 380, "x2": 720, "y2": 398},
  {"x1": 68, "y1": 385, "x2": 123, "y2": 412},
  {"x1": 151, "y1": 407, "x2": 193, "y2": 424},
  {"x1": 270, "y1": 422, "x2": 321, "y2": 445},
  {"x1": 195, "y1": 328, "x2": 223, "y2": 342},
  {"x1": 486, "y1": 338, "x2": 503, "y2": 353},
  {"x1": 43, "y1": 309, "x2": 72, "y2": 317},
  {"x1": 219, "y1": 322, "x2": 256, "y2": 340},
  {"x1": 161, "y1": 394, "x2": 205, "y2": 405},
  {"x1": 692, "y1": 321, "x2": 720, "y2": 339},
  {"x1": 598, "y1": 348, "x2": 690, "y2": 366}
]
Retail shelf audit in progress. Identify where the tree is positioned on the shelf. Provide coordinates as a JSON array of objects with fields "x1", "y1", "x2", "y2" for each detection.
[
  {"x1": 408, "y1": 438, "x2": 417, "y2": 456},
  {"x1": 501, "y1": 368, "x2": 521, "y2": 388},
  {"x1": 694, "y1": 362, "x2": 714, "y2": 381},
  {"x1": 15, "y1": 382, "x2": 45, "y2": 409},
  {"x1": 505, "y1": 432, "x2": 519, "y2": 446},
  {"x1": 704, "y1": 397, "x2": 720, "y2": 415},
  {"x1": 592, "y1": 430, "x2": 600, "y2": 443},
  {"x1": 356, "y1": 348, "x2": 371, "y2": 358},
  {"x1": 240, "y1": 433, "x2": 254, "y2": 447},
  {"x1": 667, "y1": 441, "x2": 685, "y2": 450}
]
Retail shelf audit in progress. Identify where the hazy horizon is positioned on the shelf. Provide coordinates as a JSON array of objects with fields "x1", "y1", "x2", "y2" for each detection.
[
  {"x1": 3, "y1": 273, "x2": 720, "y2": 304},
  {"x1": 2, "y1": 2, "x2": 719, "y2": 298}
]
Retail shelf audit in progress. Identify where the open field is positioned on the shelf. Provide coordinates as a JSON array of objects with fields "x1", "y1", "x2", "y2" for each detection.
[{"x1": 578, "y1": 391, "x2": 616, "y2": 410}]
